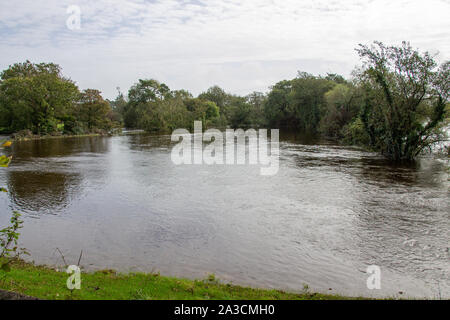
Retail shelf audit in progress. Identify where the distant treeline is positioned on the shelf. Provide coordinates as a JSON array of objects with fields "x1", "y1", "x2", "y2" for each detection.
[{"x1": 0, "y1": 41, "x2": 448, "y2": 160}]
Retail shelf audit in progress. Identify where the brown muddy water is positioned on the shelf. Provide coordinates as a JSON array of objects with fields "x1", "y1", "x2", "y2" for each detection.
[{"x1": 0, "y1": 132, "x2": 448, "y2": 298}]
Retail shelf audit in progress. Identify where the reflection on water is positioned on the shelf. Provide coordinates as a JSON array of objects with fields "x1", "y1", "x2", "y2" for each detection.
[
  {"x1": 0, "y1": 133, "x2": 448, "y2": 298},
  {"x1": 6, "y1": 171, "x2": 82, "y2": 215},
  {"x1": 10, "y1": 136, "x2": 110, "y2": 158}
]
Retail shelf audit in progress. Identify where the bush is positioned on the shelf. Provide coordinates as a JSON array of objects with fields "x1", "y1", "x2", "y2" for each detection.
[
  {"x1": 341, "y1": 118, "x2": 370, "y2": 146},
  {"x1": 0, "y1": 140, "x2": 27, "y2": 273},
  {"x1": 12, "y1": 129, "x2": 33, "y2": 140}
]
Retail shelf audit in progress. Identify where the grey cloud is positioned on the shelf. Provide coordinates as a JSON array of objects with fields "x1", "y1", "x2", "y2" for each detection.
[{"x1": 0, "y1": 0, "x2": 448, "y2": 99}]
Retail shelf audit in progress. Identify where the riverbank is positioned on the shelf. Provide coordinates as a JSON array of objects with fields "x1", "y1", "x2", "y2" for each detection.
[
  {"x1": 6, "y1": 130, "x2": 114, "y2": 142},
  {"x1": 15, "y1": 133, "x2": 110, "y2": 142},
  {"x1": 0, "y1": 260, "x2": 356, "y2": 300},
  {"x1": 3, "y1": 129, "x2": 152, "y2": 142}
]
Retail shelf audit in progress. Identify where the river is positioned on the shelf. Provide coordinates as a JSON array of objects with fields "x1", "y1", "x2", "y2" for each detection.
[{"x1": 0, "y1": 132, "x2": 448, "y2": 298}]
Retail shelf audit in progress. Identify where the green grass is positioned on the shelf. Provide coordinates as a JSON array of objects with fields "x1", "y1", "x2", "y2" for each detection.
[{"x1": 0, "y1": 260, "x2": 355, "y2": 300}]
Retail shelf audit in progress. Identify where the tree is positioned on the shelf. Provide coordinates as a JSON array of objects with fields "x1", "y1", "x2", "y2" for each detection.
[
  {"x1": 325, "y1": 73, "x2": 347, "y2": 84},
  {"x1": 319, "y1": 83, "x2": 361, "y2": 138},
  {"x1": 0, "y1": 61, "x2": 79, "y2": 134},
  {"x1": 356, "y1": 41, "x2": 449, "y2": 160},
  {"x1": 246, "y1": 91, "x2": 267, "y2": 127},
  {"x1": 107, "y1": 87, "x2": 127, "y2": 124},
  {"x1": 76, "y1": 89, "x2": 113, "y2": 131},
  {"x1": 123, "y1": 79, "x2": 172, "y2": 128},
  {"x1": 288, "y1": 72, "x2": 335, "y2": 131},
  {"x1": 184, "y1": 98, "x2": 219, "y2": 127},
  {"x1": 128, "y1": 79, "x2": 172, "y2": 104},
  {"x1": 161, "y1": 98, "x2": 192, "y2": 131},
  {"x1": 264, "y1": 80, "x2": 293, "y2": 127},
  {"x1": 198, "y1": 86, "x2": 233, "y2": 120},
  {"x1": 172, "y1": 89, "x2": 193, "y2": 100}
]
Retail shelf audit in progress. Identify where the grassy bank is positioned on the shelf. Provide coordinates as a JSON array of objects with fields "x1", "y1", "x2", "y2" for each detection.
[{"x1": 0, "y1": 260, "x2": 354, "y2": 300}]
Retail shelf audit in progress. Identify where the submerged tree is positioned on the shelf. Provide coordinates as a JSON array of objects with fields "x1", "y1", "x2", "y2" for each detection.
[
  {"x1": 319, "y1": 83, "x2": 362, "y2": 138},
  {"x1": 356, "y1": 41, "x2": 449, "y2": 160}
]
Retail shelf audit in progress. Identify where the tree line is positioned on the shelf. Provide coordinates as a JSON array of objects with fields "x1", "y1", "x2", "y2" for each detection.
[{"x1": 0, "y1": 42, "x2": 448, "y2": 160}]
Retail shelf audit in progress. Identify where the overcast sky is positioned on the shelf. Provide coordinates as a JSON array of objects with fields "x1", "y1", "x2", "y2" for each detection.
[{"x1": 1, "y1": 0, "x2": 449, "y2": 99}]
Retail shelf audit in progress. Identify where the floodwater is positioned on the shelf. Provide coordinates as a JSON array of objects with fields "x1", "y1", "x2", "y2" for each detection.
[{"x1": 0, "y1": 132, "x2": 448, "y2": 298}]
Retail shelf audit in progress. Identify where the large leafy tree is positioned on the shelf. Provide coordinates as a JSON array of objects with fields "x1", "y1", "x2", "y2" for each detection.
[
  {"x1": 289, "y1": 72, "x2": 335, "y2": 131},
  {"x1": 128, "y1": 79, "x2": 172, "y2": 104},
  {"x1": 198, "y1": 86, "x2": 233, "y2": 120},
  {"x1": 264, "y1": 80, "x2": 293, "y2": 127},
  {"x1": 227, "y1": 96, "x2": 252, "y2": 129},
  {"x1": 356, "y1": 41, "x2": 449, "y2": 160},
  {"x1": 76, "y1": 89, "x2": 112, "y2": 130},
  {"x1": 107, "y1": 88, "x2": 127, "y2": 124},
  {"x1": 246, "y1": 91, "x2": 267, "y2": 127},
  {"x1": 123, "y1": 79, "x2": 172, "y2": 128},
  {"x1": 0, "y1": 61, "x2": 79, "y2": 134},
  {"x1": 319, "y1": 83, "x2": 362, "y2": 138},
  {"x1": 185, "y1": 98, "x2": 219, "y2": 124},
  {"x1": 264, "y1": 74, "x2": 336, "y2": 131}
]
